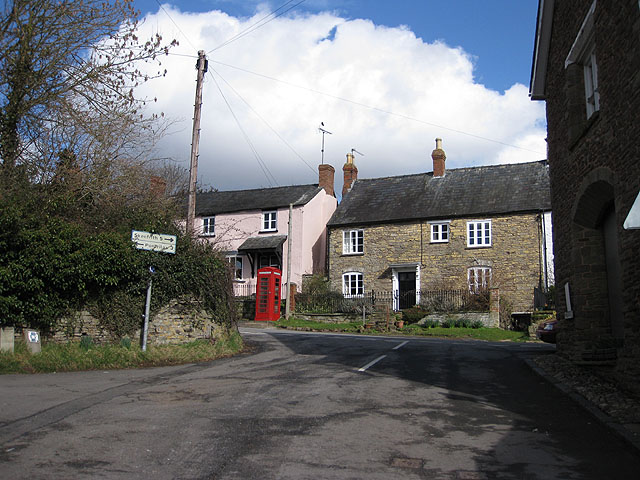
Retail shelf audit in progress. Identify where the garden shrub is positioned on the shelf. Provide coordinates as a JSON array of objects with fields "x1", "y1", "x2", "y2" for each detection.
[
  {"x1": 441, "y1": 317, "x2": 456, "y2": 328},
  {"x1": 402, "y1": 306, "x2": 428, "y2": 324}
]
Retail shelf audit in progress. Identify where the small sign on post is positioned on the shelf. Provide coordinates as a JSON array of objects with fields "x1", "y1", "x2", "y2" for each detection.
[
  {"x1": 24, "y1": 329, "x2": 41, "y2": 354},
  {"x1": 132, "y1": 230, "x2": 176, "y2": 351},
  {"x1": 131, "y1": 230, "x2": 177, "y2": 254}
]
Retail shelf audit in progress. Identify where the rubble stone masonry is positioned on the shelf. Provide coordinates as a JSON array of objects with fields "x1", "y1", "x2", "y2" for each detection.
[{"x1": 329, "y1": 213, "x2": 544, "y2": 312}]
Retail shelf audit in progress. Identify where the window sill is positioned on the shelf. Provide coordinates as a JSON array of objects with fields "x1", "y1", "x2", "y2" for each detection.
[
  {"x1": 466, "y1": 245, "x2": 492, "y2": 249},
  {"x1": 342, "y1": 252, "x2": 364, "y2": 256},
  {"x1": 430, "y1": 240, "x2": 449, "y2": 244},
  {"x1": 259, "y1": 230, "x2": 278, "y2": 234},
  {"x1": 200, "y1": 234, "x2": 215, "y2": 238}
]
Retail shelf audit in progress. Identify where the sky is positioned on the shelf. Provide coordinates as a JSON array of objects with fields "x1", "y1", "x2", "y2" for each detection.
[{"x1": 131, "y1": 0, "x2": 546, "y2": 197}]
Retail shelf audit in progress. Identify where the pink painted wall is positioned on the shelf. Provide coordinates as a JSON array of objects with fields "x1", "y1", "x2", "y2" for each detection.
[{"x1": 196, "y1": 189, "x2": 336, "y2": 295}]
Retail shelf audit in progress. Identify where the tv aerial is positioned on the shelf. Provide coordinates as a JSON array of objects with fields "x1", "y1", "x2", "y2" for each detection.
[
  {"x1": 318, "y1": 122, "x2": 333, "y2": 164},
  {"x1": 351, "y1": 148, "x2": 364, "y2": 157}
]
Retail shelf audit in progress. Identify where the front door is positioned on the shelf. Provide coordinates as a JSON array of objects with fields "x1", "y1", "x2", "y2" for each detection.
[{"x1": 398, "y1": 272, "x2": 416, "y2": 310}]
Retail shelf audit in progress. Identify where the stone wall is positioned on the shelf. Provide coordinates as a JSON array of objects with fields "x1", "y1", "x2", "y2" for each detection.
[
  {"x1": 328, "y1": 213, "x2": 544, "y2": 312},
  {"x1": 51, "y1": 298, "x2": 224, "y2": 345},
  {"x1": 542, "y1": 0, "x2": 640, "y2": 389}
]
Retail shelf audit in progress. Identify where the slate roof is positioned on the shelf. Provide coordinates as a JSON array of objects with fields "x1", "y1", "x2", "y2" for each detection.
[
  {"x1": 194, "y1": 184, "x2": 323, "y2": 216},
  {"x1": 238, "y1": 235, "x2": 287, "y2": 251},
  {"x1": 328, "y1": 161, "x2": 551, "y2": 227}
]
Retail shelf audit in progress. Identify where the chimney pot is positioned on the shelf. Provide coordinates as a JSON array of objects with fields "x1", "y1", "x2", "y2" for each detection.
[{"x1": 342, "y1": 153, "x2": 358, "y2": 197}]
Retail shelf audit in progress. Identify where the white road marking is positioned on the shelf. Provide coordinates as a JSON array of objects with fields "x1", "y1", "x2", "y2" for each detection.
[
  {"x1": 392, "y1": 341, "x2": 408, "y2": 350},
  {"x1": 358, "y1": 355, "x2": 387, "y2": 372}
]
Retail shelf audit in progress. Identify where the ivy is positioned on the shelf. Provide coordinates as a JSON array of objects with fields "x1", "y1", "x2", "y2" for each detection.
[{"x1": 0, "y1": 186, "x2": 235, "y2": 337}]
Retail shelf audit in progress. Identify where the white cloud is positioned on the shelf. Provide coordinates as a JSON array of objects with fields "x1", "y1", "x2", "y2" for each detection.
[{"x1": 134, "y1": 5, "x2": 547, "y2": 196}]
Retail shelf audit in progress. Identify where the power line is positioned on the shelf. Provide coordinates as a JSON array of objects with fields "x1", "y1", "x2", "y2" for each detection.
[
  {"x1": 210, "y1": 60, "x2": 546, "y2": 156},
  {"x1": 152, "y1": 0, "x2": 198, "y2": 51},
  {"x1": 209, "y1": 71, "x2": 279, "y2": 187},
  {"x1": 210, "y1": 66, "x2": 317, "y2": 175},
  {"x1": 208, "y1": 0, "x2": 307, "y2": 54}
]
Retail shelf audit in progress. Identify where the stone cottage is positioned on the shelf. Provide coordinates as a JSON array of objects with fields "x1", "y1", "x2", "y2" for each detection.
[{"x1": 327, "y1": 140, "x2": 553, "y2": 313}]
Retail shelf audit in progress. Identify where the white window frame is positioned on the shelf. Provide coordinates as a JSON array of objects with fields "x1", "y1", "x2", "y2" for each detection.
[
  {"x1": 342, "y1": 229, "x2": 364, "y2": 255},
  {"x1": 565, "y1": 0, "x2": 599, "y2": 119},
  {"x1": 226, "y1": 255, "x2": 243, "y2": 280},
  {"x1": 468, "y1": 267, "x2": 491, "y2": 293},
  {"x1": 202, "y1": 216, "x2": 215, "y2": 236},
  {"x1": 467, "y1": 220, "x2": 491, "y2": 248},
  {"x1": 430, "y1": 221, "x2": 450, "y2": 243},
  {"x1": 261, "y1": 210, "x2": 277, "y2": 232},
  {"x1": 342, "y1": 272, "x2": 364, "y2": 297}
]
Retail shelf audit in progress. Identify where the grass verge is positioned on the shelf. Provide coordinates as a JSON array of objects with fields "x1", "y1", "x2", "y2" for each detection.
[
  {"x1": 0, "y1": 331, "x2": 244, "y2": 374},
  {"x1": 273, "y1": 317, "x2": 530, "y2": 342}
]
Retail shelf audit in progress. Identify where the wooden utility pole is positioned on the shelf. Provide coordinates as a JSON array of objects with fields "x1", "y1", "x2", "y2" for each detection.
[{"x1": 186, "y1": 50, "x2": 207, "y2": 234}]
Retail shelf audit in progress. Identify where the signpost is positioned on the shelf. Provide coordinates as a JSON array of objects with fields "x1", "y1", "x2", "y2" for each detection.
[
  {"x1": 132, "y1": 230, "x2": 176, "y2": 351},
  {"x1": 131, "y1": 230, "x2": 177, "y2": 254}
]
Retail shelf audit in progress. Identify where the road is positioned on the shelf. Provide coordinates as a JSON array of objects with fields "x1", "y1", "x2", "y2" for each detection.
[{"x1": 1, "y1": 328, "x2": 639, "y2": 479}]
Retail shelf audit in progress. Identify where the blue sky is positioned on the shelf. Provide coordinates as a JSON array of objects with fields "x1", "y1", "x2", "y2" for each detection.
[
  {"x1": 134, "y1": 1, "x2": 539, "y2": 93},
  {"x1": 131, "y1": 1, "x2": 545, "y2": 193}
]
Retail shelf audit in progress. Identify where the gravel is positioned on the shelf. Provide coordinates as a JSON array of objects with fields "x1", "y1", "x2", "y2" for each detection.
[{"x1": 532, "y1": 354, "x2": 640, "y2": 433}]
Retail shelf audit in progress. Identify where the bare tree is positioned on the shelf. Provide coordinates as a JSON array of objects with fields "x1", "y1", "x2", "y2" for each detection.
[{"x1": 0, "y1": 0, "x2": 177, "y2": 180}]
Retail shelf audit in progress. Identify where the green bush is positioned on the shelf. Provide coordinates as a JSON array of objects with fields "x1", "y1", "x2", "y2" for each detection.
[
  {"x1": 0, "y1": 179, "x2": 235, "y2": 338},
  {"x1": 471, "y1": 320, "x2": 484, "y2": 329},
  {"x1": 454, "y1": 318, "x2": 472, "y2": 328},
  {"x1": 402, "y1": 306, "x2": 428, "y2": 324},
  {"x1": 441, "y1": 318, "x2": 455, "y2": 328},
  {"x1": 421, "y1": 318, "x2": 440, "y2": 328}
]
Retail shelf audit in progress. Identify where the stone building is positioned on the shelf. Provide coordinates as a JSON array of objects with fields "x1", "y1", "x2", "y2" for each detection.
[
  {"x1": 327, "y1": 141, "x2": 553, "y2": 313},
  {"x1": 530, "y1": 0, "x2": 640, "y2": 386}
]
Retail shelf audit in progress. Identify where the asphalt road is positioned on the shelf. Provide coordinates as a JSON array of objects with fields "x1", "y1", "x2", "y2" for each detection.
[{"x1": 1, "y1": 328, "x2": 640, "y2": 479}]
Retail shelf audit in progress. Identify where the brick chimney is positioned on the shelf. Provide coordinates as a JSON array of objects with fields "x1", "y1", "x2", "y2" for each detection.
[
  {"x1": 318, "y1": 163, "x2": 335, "y2": 197},
  {"x1": 342, "y1": 152, "x2": 358, "y2": 197},
  {"x1": 432, "y1": 138, "x2": 446, "y2": 177}
]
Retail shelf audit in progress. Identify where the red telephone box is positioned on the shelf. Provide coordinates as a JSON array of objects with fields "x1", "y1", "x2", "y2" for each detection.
[{"x1": 254, "y1": 267, "x2": 282, "y2": 321}]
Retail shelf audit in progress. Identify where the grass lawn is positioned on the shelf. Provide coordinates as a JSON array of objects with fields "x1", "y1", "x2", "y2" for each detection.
[
  {"x1": 0, "y1": 331, "x2": 244, "y2": 374},
  {"x1": 273, "y1": 317, "x2": 531, "y2": 342}
]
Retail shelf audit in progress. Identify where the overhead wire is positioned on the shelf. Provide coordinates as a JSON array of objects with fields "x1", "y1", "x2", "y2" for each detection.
[
  {"x1": 208, "y1": 70, "x2": 279, "y2": 187},
  {"x1": 208, "y1": 0, "x2": 307, "y2": 54},
  {"x1": 151, "y1": 0, "x2": 291, "y2": 186},
  {"x1": 209, "y1": 66, "x2": 317, "y2": 175},
  {"x1": 210, "y1": 60, "x2": 546, "y2": 156},
  {"x1": 152, "y1": 0, "x2": 199, "y2": 51}
]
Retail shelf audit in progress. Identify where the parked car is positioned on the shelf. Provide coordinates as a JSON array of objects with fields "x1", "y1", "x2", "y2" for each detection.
[{"x1": 536, "y1": 319, "x2": 558, "y2": 344}]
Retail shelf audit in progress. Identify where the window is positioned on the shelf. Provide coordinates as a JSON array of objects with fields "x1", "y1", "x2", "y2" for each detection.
[
  {"x1": 262, "y1": 211, "x2": 277, "y2": 232},
  {"x1": 226, "y1": 255, "x2": 243, "y2": 280},
  {"x1": 467, "y1": 220, "x2": 491, "y2": 247},
  {"x1": 343, "y1": 272, "x2": 363, "y2": 296},
  {"x1": 565, "y1": 1, "x2": 599, "y2": 119},
  {"x1": 259, "y1": 253, "x2": 280, "y2": 269},
  {"x1": 430, "y1": 222, "x2": 450, "y2": 243},
  {"x1": 202, "y1": 216, "x2": 215, "y2": 236},
  {"x1": 342, "y1": 229, "x2": 364, "y2": 254},
  {"x1": 582, "y1": 44, "x2": 599, "y2": 118},
  {"x1": 468, "y1": 267, "x2": 491, "y2": 293}
]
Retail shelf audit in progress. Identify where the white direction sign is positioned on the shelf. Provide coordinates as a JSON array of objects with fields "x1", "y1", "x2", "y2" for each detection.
[{"x1": 131, "y1": 230, "x2": 177, "y2": 254}]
